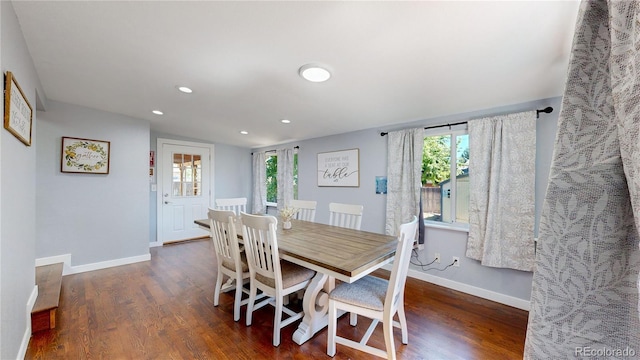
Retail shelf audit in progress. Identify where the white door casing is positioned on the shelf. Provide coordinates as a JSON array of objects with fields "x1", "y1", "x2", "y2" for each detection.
[{"x1": 157, "y1": 139, "x2": 214, "y2": 244}]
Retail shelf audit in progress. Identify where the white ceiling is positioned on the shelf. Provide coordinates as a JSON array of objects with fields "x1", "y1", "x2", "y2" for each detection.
[{"x1": 11, "y1": 1, "x2": 580, "y2": 149}]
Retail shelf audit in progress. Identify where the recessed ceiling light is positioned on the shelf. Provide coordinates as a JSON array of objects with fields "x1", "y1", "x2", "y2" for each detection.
[
  {"x1": 281, "y1": 119, "x2": 291, "y2": 124},
  {"x1": 240, "y1": 130, "x2": 249, "y2": 135},
  {"x1": 299, "y1": 64, "x2": 331, "y2": 82},
  {"x1": 152, "y1": 110, "x2": 163, "y2": 115},
  {"x1": 178, "y1": 86, "x2": 193, "y2": 94}
]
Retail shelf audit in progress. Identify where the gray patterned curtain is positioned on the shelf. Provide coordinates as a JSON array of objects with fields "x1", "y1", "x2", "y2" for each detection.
[
  {"x1": 251, "y1": 152, "x2": 266, "y2": 214},
  {"x1": 385, "y1": 128, "x2": 423, "y2": 238},
  {"x1": 525, "y1": 1, "x2": 640, "y2": 358},
  {"x1": 276, "y1": 148, "x2": 294, "y2": 211},
  {"x1": 466, "y1": 111, "x2": 536, "y2": 272}
]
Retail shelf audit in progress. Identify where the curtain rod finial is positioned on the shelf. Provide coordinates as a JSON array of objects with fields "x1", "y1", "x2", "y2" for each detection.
[{"x1": 536, "y1": 106, "x2": 554, "y2": 118}]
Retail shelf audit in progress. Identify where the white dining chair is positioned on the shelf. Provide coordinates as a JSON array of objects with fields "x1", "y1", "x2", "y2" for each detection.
[
  {"x1": 329, "y1": 202, "x2": 364, "y2": 230},
  {"x1": 327, "y1": 216, "x2": 419, "y2": 359},
  {"x1": 215, "y1": 197, "x2": 247, "y2": 216},
  {"x1": 240, "y1": 212, "x2": 316, "y2": 347},
  {"x1": 208, "y1": 208, "x2": 250, "y2": 322},
  {"x1": 290, "y1": 199, "x2": 317, "y2": 222}
]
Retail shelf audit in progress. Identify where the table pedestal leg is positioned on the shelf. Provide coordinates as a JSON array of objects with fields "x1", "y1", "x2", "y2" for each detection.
[{"x1": 292, "y1": 273, "x2": 335, "y2": 345}]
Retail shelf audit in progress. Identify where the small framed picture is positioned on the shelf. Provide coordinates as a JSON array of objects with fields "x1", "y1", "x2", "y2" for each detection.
[
  {"x1": 61, "y1": 137, "x2": 110, "y2": 174},
  {"x1": 376, "y1": 176, "x2": 387, "y2": 194}
]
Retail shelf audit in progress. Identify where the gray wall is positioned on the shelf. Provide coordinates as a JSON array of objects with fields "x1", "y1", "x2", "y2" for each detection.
[
  {"x1": 254, "y1": 97, "x2": 561, "y2": 303},
  {"x1": 149, "y1": 131, "x2": 252, "y2": 243},
  {"x1": 36, "y1": 101, "x2": 150, "y2": 266},
  {"x1": 1, "y1": 1, "x2": 45, "y2": 358},
  {"x1": 287, "y1": 130, "x2": 388, "y2": 231}
]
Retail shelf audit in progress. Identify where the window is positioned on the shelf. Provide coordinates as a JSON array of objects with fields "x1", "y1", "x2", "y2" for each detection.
[
  {"x1": 172, "y1": 153, "x2": 202, "y2": 196},
  {"x1": 422, "y1": 130, "x2": 469, "y2": 225},
  {"x1": 265, "y1": 152, "x2": 298, "y2": 206}
]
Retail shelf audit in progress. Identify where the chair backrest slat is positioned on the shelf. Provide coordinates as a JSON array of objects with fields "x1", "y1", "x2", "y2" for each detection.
[
  {"x1": 329, "y1": 202, "x2": 363, "y2": 230},
  {"x1": 241, "y1": 212, "x2": 282, "y2": 287},
  {"x1": 291, "y1": 199, "x2": 317, "y2": 222},
  {"x1": 215, "y1": 197, "x2": 247, "y2": 216},
  {"x1": 208, "y1": 209, "x2": 242, "y2": 271},
  {"x1": 385, "y1": 216, "x2": 419, "y2": 313}
]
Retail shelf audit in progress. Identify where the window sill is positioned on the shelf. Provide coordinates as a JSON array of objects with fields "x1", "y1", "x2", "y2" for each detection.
[{"x1": 423, "y1": 221, "x2": 469, "y2": 233}]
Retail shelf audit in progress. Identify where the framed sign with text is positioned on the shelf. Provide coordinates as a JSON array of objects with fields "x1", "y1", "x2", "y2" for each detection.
[
  {"x1": 3, "y1": 71, "x2": 33, "y2": 146},
  {"x1": 317, "y1": 148, "x2": 359, "y2": 187}
]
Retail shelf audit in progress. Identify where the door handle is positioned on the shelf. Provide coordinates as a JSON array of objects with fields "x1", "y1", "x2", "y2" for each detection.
[{"x1": 164, "y1": 201, "x2": 171, "y2": 204}]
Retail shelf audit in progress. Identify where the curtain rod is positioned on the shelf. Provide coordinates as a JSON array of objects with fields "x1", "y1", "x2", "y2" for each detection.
[
  {"x1": 379, "y1": 106, "x2": 554, "y2": 136},
  {"x1": 251, "y1": 145, "x2": 299, "y2": 155}
]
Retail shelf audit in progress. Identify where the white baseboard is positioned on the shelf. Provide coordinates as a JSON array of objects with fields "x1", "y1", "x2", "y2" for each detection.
[
  {"x1": 18, "y1": 285, "x2": 38, "y2": 360},
  {"x1": 67, "y1": 253, "x2": 151, "y2": 275},
  {"x1": 35, "y1": 253, "x2": 151, "y2": 275},
  {"x1": 382, "y1": 263, "x2": 530, "y2": 310},
  {"x1": 149, "y1": 241, "x2": 163, "y2": 248},
  {"x1": 405, "y1": 268, "x2": 530, "y2": 311},
  {"x1": 35, "y1": 254, "x2": 72, "y2": 275}
]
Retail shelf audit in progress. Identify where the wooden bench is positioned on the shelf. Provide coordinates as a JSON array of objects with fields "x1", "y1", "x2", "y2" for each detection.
[{"x1": 31, "y1": 263, "x2": 64, "y2": 333}]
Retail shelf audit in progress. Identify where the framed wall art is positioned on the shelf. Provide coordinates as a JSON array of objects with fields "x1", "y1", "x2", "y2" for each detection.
[
  {"x1": 317, "y1": 148, "x2": 360, "y2": 187},
  {"x1": 4, "y1": 71, "x2": 33, "y2": 146},
  {"x1": 61, "y1": 137, "x2": 111, "y2": 174}
]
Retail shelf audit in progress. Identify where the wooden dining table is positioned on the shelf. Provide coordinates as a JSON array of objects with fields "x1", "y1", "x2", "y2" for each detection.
[{"x1": 194, "y1": 217, "x2": 397, "y2": 345}]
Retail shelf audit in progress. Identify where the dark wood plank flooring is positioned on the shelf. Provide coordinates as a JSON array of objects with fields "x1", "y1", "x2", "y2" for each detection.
[{"x1": 26, "y1": 239, "x2": 528, "y2": 359}]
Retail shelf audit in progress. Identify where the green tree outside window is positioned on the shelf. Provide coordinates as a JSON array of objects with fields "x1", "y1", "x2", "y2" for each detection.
[{"x1": 265, "y1": 153, "x2": 298, "y2": 204}]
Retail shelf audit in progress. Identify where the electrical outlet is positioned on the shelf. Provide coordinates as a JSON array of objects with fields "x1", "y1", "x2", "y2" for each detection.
[
  {"x1": 434, "y1": 253, "x2": 441, "y2": 263},
  {"x1": 452, "y1": 256, "x2": 460, "y2": 267}
]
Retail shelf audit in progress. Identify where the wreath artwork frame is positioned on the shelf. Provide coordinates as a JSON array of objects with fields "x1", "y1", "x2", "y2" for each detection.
[{"x1": 61, "y1": 137, "x2": 110, "y2": 174}]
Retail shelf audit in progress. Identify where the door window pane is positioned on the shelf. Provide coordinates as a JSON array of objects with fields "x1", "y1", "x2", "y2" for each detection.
[{"x1": 172, "y1": 153, "x2": 202, "y2": 197}]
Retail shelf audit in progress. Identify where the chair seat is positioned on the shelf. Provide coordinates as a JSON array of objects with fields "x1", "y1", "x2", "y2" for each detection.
[
  {"x1": 222, "y1": 251, "x2": 249, "y2": 273},
  {"x1": 255, "y1": 260, "x2": 315, "y2": 288},
  {"x1": 330, "y1": 275, "x2": 388, "y2": 311}
]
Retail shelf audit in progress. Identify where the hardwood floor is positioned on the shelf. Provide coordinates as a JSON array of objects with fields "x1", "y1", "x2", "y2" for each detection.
[{"x1": 26, "y1": 239, "x2": 528, "y2": 359}]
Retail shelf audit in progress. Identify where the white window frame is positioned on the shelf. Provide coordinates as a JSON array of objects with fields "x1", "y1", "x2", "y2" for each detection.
[{"x1": 423, "y1": 127, "x2": 469, "y2": 232}]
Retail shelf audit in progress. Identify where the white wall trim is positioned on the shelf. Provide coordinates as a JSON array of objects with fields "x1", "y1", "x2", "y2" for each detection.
[
  {"x1": 66, "y1": 254, "x2": 151, "y2": 275},
  {"x1": 149, "y1": 241, "x2": 163, "y2": 248},
  {"x1": 35, "y1": 254, "x2": 72, "y2": 275},
  {"x1": 18, "y1": 286, "x2": 38, "y2": 360},
  {"x1": 381, "y1": 264, "x2": 530, "y2": 310},
  {"x1": 406, "y1": 268, "x2": 530, "y2": 311}
]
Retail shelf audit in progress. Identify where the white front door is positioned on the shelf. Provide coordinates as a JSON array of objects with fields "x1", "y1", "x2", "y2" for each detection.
[{"x1": 159, "y1": 141, "x2": 212, "y2": 243}]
